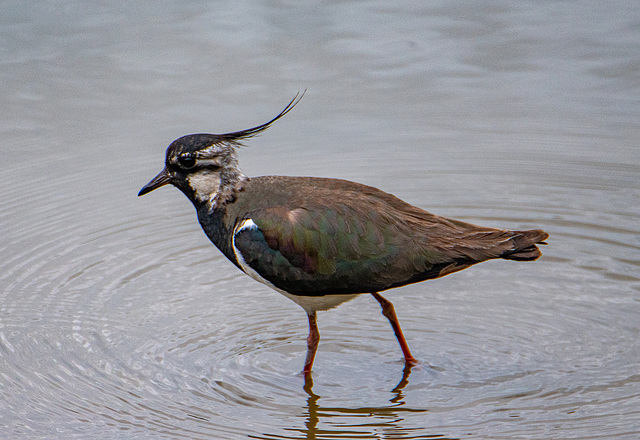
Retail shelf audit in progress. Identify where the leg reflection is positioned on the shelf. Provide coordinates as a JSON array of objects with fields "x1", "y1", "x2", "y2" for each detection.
[
  {"x1": 390, "y1": 360, "x2": 415, "y2": 404},
  {"x1": 299, "y1": 363, "x2": 424, "y2": 440},
  {"x1": 302, "y1": 373, "x2": 319, "y2": 439}
]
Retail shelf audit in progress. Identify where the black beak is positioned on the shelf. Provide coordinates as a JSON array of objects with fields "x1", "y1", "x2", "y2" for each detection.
[{"x1": 138, "y1": 169, "x2": 171, "y2": 196}]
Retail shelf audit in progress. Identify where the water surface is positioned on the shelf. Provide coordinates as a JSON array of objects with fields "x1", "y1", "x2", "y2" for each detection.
[{"x1": 1, "y1": 1, "x2": 639, "y2": 439}]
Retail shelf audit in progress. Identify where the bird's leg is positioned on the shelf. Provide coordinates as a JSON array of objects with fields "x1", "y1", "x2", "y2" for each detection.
[
  {"x1": 303, "y1": 311, "x2": 319, "y2": 376},
  {"x1": 371, "y1": 292, "x2": 418, "y2": 365}
]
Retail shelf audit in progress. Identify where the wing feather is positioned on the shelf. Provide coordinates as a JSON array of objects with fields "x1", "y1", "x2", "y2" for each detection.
[{"x1": 231, "y1": 186, "x2": 547, "y2": 296}]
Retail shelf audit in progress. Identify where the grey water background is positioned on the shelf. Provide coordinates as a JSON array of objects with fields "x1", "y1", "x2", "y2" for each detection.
[{"x1": 1, "y1": 1, "x2": 639, "y2": 439}]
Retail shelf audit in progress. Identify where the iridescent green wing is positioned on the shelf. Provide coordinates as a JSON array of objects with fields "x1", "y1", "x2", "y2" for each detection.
[{"x1": 232, "y1": 205, "x2": 432, "y2": 296}]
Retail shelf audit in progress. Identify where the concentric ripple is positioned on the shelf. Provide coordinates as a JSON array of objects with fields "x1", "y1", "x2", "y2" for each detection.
[
  {"x1": 2, "y1": 143, "x2": 639, "y2": 439},
  {"x1": 2, "y1": 1, "x2": 640, "y2": 437}
]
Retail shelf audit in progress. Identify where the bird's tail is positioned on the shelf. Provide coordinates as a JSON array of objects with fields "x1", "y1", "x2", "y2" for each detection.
[{"x1": 501, "y1": 229, "x2": 549, "y2": 261}]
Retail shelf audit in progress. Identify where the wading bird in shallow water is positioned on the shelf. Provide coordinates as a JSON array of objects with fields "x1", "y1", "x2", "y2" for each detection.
[{"x1": 138, "y1": 93, "x2": 549, "y2": 376}]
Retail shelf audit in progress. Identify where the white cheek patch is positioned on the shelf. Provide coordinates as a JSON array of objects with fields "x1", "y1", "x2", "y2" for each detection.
[{"x1": 186, "y1": 169, "x2": 221, "y2": 203}]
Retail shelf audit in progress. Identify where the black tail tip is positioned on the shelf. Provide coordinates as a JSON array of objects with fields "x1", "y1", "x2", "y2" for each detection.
[{"x1": 503, "y1": 229, "x2": 549, "y2": 261}]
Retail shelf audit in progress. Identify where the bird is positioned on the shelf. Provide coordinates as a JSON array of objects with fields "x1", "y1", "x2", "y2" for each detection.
[{"x1": 138, "y1": 93, "x2": 549, "y2": 375}]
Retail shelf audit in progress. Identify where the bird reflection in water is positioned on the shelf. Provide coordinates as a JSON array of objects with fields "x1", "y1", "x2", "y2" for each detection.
[{"x1": 253, "y1": 363, "x2": 456, "y2": 440}]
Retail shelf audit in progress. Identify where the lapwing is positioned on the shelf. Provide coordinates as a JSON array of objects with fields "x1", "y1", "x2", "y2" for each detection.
[{"x1": 138, "y1": 93, "x2": 549, "y2": 375}]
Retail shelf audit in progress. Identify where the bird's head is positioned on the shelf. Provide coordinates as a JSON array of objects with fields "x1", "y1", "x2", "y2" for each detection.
[
  {"x1": 138, "y1": 133, "x2": 245, "y2": 206},
  {"x1": 138, "y1": 92, "x2": 304, "y2": 208}
]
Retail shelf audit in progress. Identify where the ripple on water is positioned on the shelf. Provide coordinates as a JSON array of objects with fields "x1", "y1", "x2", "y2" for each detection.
[
  {"x1": 2, "y1": 124, "x2": 639, "y2": 438},
  {"x1": 3, "y1": 186, "x2": 639, "y2": 439}
]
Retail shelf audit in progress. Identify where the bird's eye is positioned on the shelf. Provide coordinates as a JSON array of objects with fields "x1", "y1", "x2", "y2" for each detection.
[{"x1": 178, "y1": 154, "x2": 196, "y2": 169}]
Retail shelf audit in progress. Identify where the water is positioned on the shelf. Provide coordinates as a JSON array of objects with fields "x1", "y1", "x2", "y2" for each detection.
[{"x1": 1, "y1": 1, "x2": 639, "y2": 438}]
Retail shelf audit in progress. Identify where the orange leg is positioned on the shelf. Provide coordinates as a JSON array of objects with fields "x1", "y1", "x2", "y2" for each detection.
[
  {"x1": 372, "y1": 292, "x2": 418, "y2": 365},
  {"x1": 303, "y1": 311, "x2": 319, "y2": 376}
]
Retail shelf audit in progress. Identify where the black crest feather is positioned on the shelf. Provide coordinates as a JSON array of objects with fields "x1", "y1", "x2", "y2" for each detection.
[{"x1": 214, "y1": 90, "x2": 305, "y2": 146}]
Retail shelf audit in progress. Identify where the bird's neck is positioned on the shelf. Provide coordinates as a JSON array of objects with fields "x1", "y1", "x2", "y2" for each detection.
[
  {"x1": 185, "y1": 165, "x2": 247, "y2": 211},
  {"x1": 195, "y1": 195, "x2": 241, "y2": 267},
  {"x1": 215, "y1": 167, "x2": 248, "y2": 208}
]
